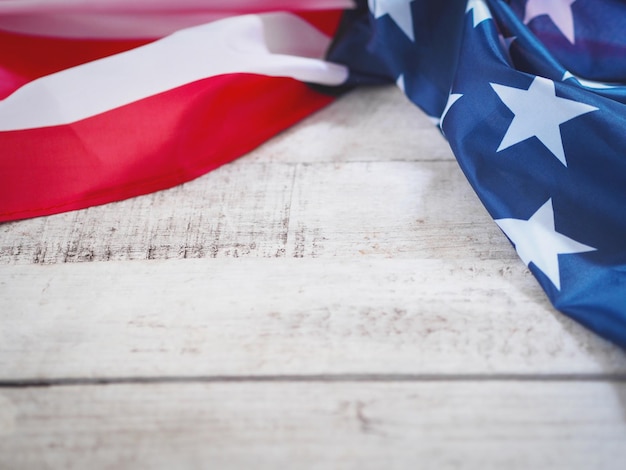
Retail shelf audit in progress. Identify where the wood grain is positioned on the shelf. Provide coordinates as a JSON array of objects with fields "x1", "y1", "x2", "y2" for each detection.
[
  {"x1": 0, "y1": 162, "x2": 295, "y2": 264},
  {"x1": 0, "y1": 86, "x2": 459, "y2": 266},
  {"x1": 245, "y1": 85, "x2": 456, "y2": 164},
  {"x1": 286, "y1": 161, "x2": 513, "y2": 260},
  {"x1": 0, "y1": 160, "x2": 511, "y2": 264},
  {"x1": 1, "y1": 85, "x2": 624, "y2": 468},
  {"x1": 1, "y1": 258, "x2": 624, "y2": 380},
  {"x1": 1, "y1": 381, "x2": 625, "y2": 469}
]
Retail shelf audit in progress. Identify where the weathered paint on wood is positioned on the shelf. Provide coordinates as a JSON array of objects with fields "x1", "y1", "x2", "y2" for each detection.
[
  {"x1": 1, "y1": 381, "x2": 625, "y2": 469},
  {"x1": 0, "y1": 160, "x2": 513, "y2": 264},
  {"x1": 285, "y1": 161, "x2": 513, "y2": 260},
  {"x1": 245, "y1": 85, "x2": 456, "y2": 164},
  {"x1": 1, "y1": 258, "x2": 624, "y2": 379},
  {"x1": 0, "y1": 162, "x2": 296, "y2": 264},
  {"x1": 1, "y1": 85, "x2": 624, "y2": 468},
  {"x1": 0, "y1": 86, "x2": 459, "y2": 266}
]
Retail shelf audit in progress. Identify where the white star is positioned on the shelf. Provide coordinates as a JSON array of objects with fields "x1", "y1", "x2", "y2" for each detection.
[
  {"x1": 368, "y1": 0, "x2": 415, "y2": 41},
  {"x1": 466, "y1": 0, "x2": 492, "y2": 28},
  {"x1": 491, "y1": 76, "x2": 597, "y2": 166},
  {"x1": 496, "y1": 199, "x2": 595, "y2": 290},
  {"x1": 524, "y1": 0, "x2": 577, "y2": 44},
  {"x1": 439, "y1": 93, "x2": 463, "y2": 130}
]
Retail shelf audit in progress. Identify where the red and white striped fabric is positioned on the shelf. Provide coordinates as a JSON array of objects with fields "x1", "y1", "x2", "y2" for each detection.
[{"x1": 0, "y1": 1, "x2": 353, "y2": 221}]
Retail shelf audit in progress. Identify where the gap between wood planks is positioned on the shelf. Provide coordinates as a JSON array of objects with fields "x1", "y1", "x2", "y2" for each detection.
[{"x1": 3, "y1": 372, "x2": 626, "y2": 388}]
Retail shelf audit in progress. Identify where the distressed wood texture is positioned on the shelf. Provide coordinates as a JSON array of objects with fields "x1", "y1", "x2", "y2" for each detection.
[
  {"x1": 244, "y1": 85, "x2": 456, "y2": 163},
  {"x1": 1, "y1": 258, "x2": 625, "y2": 379},
  {"x1": 0, "y1": 161, "x2": 513, "y2": 264},
  {"x1": 1, "y1": 85, "x2": 625, "y2": 468},
  {"x1": 1, "y1": 381, "x2": 626, "y2": 470},
  {"x1": 0, "y1": 87, "x2": 462, "y2": 265}
]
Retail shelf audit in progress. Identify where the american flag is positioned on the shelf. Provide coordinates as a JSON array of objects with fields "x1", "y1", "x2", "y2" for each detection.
[{"x1": 1, "y1": 0, "x2": 625, "y2": 347}]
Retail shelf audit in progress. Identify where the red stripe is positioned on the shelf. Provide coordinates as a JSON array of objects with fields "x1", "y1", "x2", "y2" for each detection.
[
  {"x1": 293, "y1": 10, "x2": 343, "y2": 36},
  {"x1": 0, "y1": 30, "x2": 150, "y2": 98},
  {"x1": 0, "y1": 10, "x2": 344, "y2": 99},
  {"x1": 0, "y1": 74, "x2": 334, "y2": 221}
]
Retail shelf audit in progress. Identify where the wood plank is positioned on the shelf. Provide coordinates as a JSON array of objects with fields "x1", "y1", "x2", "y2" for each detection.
[
  {"x1": 1, "y1": 381, "x2": 625, "y2": 469},
  {"x1": 245, "y1": 85, "x2": 456, "y2": 164},
  {"x1": 0, "y1": 162, "x2": 295, "y2": 264},
  {"x1": 1, "y1": 258, "x2": 624, "y2": 379},
  {"x1": 286, "y1": 161, "x2": 513, "y2": 259},
  {"x1": 0, "y1": 160, "x2": 508, "y2": 264}
]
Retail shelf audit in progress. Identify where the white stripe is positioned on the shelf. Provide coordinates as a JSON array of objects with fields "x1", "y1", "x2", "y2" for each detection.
[{"x1": 0, "y1": 13, "x2": 349, "y2": 132}]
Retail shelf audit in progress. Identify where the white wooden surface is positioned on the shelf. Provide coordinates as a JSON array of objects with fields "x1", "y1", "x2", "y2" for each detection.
[
  {"x1": 1, "y1": 86, "x2": 625, "y2": 469},
  {"x1": 2, "y1": 382, "x2": 626, "y2": 470}
]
